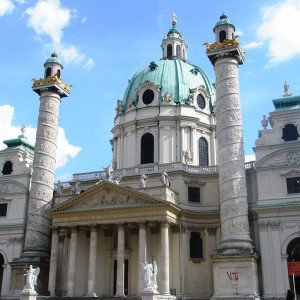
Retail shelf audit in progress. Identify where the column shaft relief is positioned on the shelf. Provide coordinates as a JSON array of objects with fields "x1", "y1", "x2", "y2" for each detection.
[
  {"x1": 215, "y1": 57, "x2": 253, "y2": 252},
  {"x1": 23, "y1": 92, "x2": 61, "y2": 256}
]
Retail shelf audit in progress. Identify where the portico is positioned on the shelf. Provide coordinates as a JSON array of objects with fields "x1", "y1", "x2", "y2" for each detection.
[{"x1": 48, "y1": 180, "x2": 180, "y2": 297}]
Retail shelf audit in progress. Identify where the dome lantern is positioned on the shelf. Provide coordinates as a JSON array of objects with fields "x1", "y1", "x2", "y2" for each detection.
[{"x1": 161, "y1": 13, "x2": 188, "y2": 61}]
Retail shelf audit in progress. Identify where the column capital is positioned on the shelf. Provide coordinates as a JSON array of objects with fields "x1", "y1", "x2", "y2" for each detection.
[
  {"x1": 207, "y1": 227, "x2": 217, "y2": 235},
  {"x1": 115, "y1": 222, "x2": 125, "y2": 228},
  {"x1": 138, "y1": 220, "x2": 146, "y2": 227},
  {"x1": 70, "y1": 225, "x2": 78, "y2": 233},
  {"x1": 89, "y1": 224, "x2": 98, "y2": 231},
  {"x1": 160, "y1": 219, "x2": 170, "y2": 228},
  {"x1": 51, "y1": 226, "x2": 59, "y2": 233}
]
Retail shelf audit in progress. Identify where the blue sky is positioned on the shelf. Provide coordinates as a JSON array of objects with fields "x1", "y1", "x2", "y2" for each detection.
[{"x1": 1, "y1": 0, "x2": 300, "y2": 181}]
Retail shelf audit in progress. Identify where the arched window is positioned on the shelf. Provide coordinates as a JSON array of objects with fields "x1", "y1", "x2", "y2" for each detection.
[
  {"x1": 219, "y1": 30, "x2": 227, "y2": 43},
  {"x1": 176, "y1": 45, "x2": 181, "y2": 58},
  {"x1": 190, "y1": 232, "x2": 203, "y2": 259},
  {"x1": 199, "y1": 137, "x2": 208, "y2": 166},
  {"x1": 141, "y1": 133, "x2": 154, "y2": 164},
  {"x1": 282, "y1": 124, "x2": 299, "y2": 141},
  {"x1": 46, "y1": 67, "x2": 51, "y2": 78},
  {"x1": 57, "y1": 69, "x2": 61, "y2": 78},
  {"x1": 167, "y1": 44, "x2": 172, "y2": 59},
  {"x1": 2, "y1": 161, "x2": 13, "y2": 175}
]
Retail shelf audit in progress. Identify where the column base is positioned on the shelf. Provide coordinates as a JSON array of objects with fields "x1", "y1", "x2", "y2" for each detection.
[
  {"x1": 20, "y1": 289, "x2": 38, "y2": 300},
  {"x1": 211, "y1": 252, "x2": 260, "y2": 300},
  {"x1": 10, "y1": 256, "x2": 50, "y2": 296}
]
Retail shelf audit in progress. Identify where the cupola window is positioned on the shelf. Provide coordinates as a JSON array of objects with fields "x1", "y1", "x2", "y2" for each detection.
[
  {"x1": 57, "y1": 69, "x2": 61, "y2": 78},
  {"x1": 167, "y1": 44, "x2": 172, "y2": 59},
  {"x1": 197, "y1": 94, "x2": 206, "y2": 109},
  {"x1": 176, "y1": 45, "x2": 181, "y2": 58},
  {"x1": 219, "y1": 30, "x2": 226, "y2": 43},
  {"x1": 282, "y1": 124, "x2": 299, "y2": 141},
  {"x1": 199, "y1": 137, "x2": 208, "y2": 166},
  {"x1": 2, "y1": 161, "x2": 13, "y2": 175},
  {"x1": 142, "y1": 89, "x2": 154, "y2": 105},
  {"x1": 141, "y1": 133, "x2": 154, "y2": 164},
  {"x1": 46, "y1": 67, "x2": 51, "y2": 78}
]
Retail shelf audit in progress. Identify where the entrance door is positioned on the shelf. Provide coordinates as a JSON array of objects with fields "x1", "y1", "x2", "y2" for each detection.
[
  {"x1": 287, "y1": 237, "x2": 300, "y2": 297},
  {"x1": 0, "y1": 254, "x2": 4, "y2": 298},
  {"x1": 113, "y1": 259, "x2": 128, "y2": 296}
]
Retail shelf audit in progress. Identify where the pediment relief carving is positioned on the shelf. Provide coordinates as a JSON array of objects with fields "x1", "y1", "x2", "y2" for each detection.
[
  {"x1": 256, "y1": 150, "x2": 300, "y2": 168},
  {"x1": 0, "y1": 180, "x2": 27, "y2": 194},
  {"x1": 62, "y1": 186, "x2": 159, "y2": 212}
]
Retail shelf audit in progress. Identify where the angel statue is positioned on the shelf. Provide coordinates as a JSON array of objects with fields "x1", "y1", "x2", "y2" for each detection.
[
  {"x1": 24, "y1": 265, "x2": 40, "y2": 291},
  {"x1": 141, "y1": 261, "x2": 158, "y2": 290}
]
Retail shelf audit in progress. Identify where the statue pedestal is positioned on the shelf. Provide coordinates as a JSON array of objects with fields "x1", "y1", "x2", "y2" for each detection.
[
  {"x1": 211, "y1": 252, "x2": 259, "y2": 299},
  {"x1": 19, "y1": 289, "x2": 38, "y2": 300},
  {"x1": 142, "y1": 288, "x2": 159, "y2": 300}
]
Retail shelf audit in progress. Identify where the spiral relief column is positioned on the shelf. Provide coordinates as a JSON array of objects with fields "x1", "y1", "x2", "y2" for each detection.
[
  {"x1": 205, "y1": 15, "x2": 258, "y2": 299},
  {"x1": 23, "y1": 52, "x2": 70, "y2": 256},
  {"x1": 10, "y1": 53, "x2": 71, "y2": 294}
]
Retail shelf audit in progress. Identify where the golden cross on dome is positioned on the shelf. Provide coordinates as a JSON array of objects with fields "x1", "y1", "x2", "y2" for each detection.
[{"x1": 172, "y1": 12, "x2": 177, "y2": 26}]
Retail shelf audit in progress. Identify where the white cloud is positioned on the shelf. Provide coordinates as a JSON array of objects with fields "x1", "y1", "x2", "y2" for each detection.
[
  {"x1": 25, "y1": 0, "x2": 93, "y2": 69},
  {"x1": 81, "y1": 16, "x2": 87, "y2": 24},
  {"x1": 0, "y1": 105, "x2": 81, "y2": 170},
  {"x1": 256, "y1": 0, "x2": 300, "y2": 65},
  {"x1": 243, "y1": 41, "x2": 264, "y2": 50},
  {"x1": 55, "y1": 44, "x2": 85, "y2": 64},
  {"x1": 25, "y1": 0, "x2": 71, "y2": 45},
  {"x1": 0, "y1": 0, "x2": 14, "y2": 16},
  {"x1": 83, "y1": 58, "x2": 95, "y2": 71}
]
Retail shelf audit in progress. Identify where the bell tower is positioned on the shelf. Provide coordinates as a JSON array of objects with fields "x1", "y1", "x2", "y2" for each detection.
[
  {"x1": 205, "y1": 15, "x2": 259, "y2": 299},
  {"x1": 10, "y1": 53, "x2": 71, "y2": 294}
]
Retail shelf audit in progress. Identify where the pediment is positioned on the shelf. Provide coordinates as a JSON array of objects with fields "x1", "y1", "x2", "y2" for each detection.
[
  {"x1": 256, "y1": 149, "x2": 300, "y2": 168},
  {"x1": 0, "y1": 180, "x2": 28, "y2": 194},
  {"x1": 50, "y1": 180, "x2": 167, "y2": 214}
]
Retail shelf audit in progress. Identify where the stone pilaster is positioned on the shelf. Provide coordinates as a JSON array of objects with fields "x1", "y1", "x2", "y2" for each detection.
[{"x1": 115, "y1": 223, "x2": 125, "y2": 297}]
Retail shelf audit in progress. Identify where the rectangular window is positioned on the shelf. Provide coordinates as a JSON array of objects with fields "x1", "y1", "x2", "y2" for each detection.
[
  {"x1": 286, "y1": 177, "x2": 300, "y2": 194},
  {"x1": 0, "y1": 203, "x2": 8, "y2": 216},
  {"x1": 188, "y1": 187, "x2": 200, "y2": 203}
]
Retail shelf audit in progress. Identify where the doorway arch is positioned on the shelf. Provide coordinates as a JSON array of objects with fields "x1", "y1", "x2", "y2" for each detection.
[
  {"x1": 0, "y1": 253, "x2": 4, "y2": 298},
  {"x1": 287, "y1": 237, "x2": 300, "y2": 297}
]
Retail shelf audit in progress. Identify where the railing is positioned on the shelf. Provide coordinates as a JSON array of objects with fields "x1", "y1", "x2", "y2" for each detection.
[
  {"x1": 73, "y1": 171, "x2": 106, "y2": 181},
  {"x1": 69, "y1": 161, "x2": 256, "y2": 182}
]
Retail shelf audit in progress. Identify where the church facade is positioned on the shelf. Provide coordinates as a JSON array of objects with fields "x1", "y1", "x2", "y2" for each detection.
[{"x1": 0, "y1": 14, "x2": 299, "y2": 300}]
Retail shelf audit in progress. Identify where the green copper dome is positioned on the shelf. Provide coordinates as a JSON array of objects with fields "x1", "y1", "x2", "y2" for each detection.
[
  {"x1": 44, "y1": 52, "x2": 62, "y2": 67},
  {"x1": 213, "y1": 14, "x2": 235, "y2": 32},
  {"x1": 123, "y1": 59, "x2": 215, "y2": 110}
]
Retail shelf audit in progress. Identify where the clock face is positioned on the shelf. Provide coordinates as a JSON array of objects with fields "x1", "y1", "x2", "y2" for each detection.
[
  {"x1": 197, "y1": 94, "x2": 205, "y2": 109},
  {"x1": 286, "y1": 152, "x2": 300, "y2": 165}
]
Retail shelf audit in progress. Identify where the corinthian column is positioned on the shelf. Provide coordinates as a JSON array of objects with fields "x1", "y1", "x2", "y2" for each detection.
[
  {"x1": 48, "y1": 227, "x2": 59, "y2": 296},
  {"x1": 115, "y1": 223, "x2": 125, "y2": 297},
  {"x1": 67, "y1": 227, "x2": 78, "y2": 296},
  {"x1": 160, "y1": 221, "x2": 170, "y2": 295},
  {"x1": 87, "y1": 225, "x2": 98, "y2": 296},
  {"x1": 138, "y1": 221, "x2": 147, "y2": 292}
]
